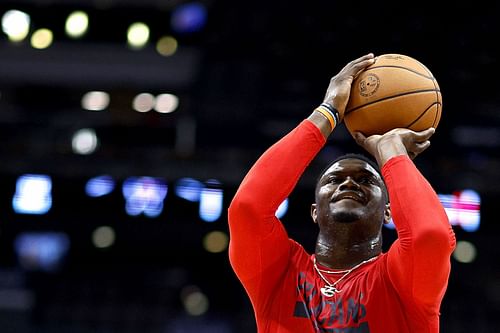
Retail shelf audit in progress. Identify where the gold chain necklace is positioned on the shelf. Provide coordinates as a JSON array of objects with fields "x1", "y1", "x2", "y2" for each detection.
[{"x1": 313, "y1": 255, "x2": 380, "y2": 297}]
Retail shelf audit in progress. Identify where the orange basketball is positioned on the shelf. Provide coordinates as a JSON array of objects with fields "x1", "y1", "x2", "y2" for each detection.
[{"x1": 345, "y1": 54, "x2": 442, "y2": 136}]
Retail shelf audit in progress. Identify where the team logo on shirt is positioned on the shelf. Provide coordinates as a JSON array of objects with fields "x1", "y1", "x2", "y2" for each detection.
[{"x1": 294, "y1": 272, "x2": 370, "y2": 332}]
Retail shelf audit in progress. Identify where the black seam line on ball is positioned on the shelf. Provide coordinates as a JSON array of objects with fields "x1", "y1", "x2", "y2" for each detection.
[{"x1": 346, "y1": 89, "x2": 441, "y2": 114}]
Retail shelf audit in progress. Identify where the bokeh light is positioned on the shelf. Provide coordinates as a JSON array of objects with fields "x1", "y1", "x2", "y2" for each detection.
[
  {"x1": 1, "y1": 10, "x2": 30, "y2": 42},
  {"x1": 31, "y1": 28, "x2": 53, "y2": 49},
  {"x1": 156, "y1": 36, "x2": 178, "y2": 56},
  {"x1": 81, "y1": 91, "x2": 110, "y2": 111},
  {"x1": 65, "y1": 11, "x2": 89, "y2": 38},
  {"x1": 453, "y1": 240, "x2": 477, "y2": 263},
  {"x1": 92, "y1": 226, "x2": 116, "y2": 249},
  {"x1": 154, "y1": 93, "x2": 179, "y2": 113},
  {"x1": 72, "y1": 128, "x2": 98, "y2": 155},
  {"x1": 127, "y1": 22, "x2": 150, "y2": 49},
  {"x1": 132, "y1": 93, "x2": 155, "y2": 112},
  {"x1": 203, "y1": 231, "x2": 229, "y2": 253}
]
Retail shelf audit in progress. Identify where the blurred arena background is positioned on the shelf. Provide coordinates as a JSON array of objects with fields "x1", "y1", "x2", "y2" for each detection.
[{"x1": 0, "y1": 0, "x2": 498, "y2": 332}]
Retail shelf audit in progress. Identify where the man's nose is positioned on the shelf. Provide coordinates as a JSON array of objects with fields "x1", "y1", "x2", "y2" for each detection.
[{"x1": 338, "y1": 177, "x2": 360, "y2": 190}]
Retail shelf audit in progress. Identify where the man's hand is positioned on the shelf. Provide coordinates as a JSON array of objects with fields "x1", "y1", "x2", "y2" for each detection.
[
  {"x1": 323, "y1": 53, "x2": 375, "y2": 121},
  {"x1": 353, "y1": 127, "x2": 435, "y2": 167}
]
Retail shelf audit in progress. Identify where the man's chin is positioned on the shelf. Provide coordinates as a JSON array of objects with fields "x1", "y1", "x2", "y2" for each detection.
[{"x1": 332, "y1": 210, "x2": 361, "y2": 223}]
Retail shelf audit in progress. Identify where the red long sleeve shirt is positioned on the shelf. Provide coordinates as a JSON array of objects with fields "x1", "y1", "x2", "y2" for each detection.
[{"x1": 228, "y1": 120, "x2": 456, "y2": 333}]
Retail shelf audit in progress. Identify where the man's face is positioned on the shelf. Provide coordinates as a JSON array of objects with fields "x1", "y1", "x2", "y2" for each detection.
[{"x1": 314, "y1": 158, "x2": 387, "y2": 226}]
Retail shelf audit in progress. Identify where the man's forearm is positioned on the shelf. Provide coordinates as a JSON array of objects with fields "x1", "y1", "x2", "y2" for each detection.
[
  {"x1": 375, "y1": 136, "x2": 408, "y2": 167},
  {"x1": 228, "y1": 119, "x2": 326, "y2": 282},
  {"x1": 229, "y1": 119, "x2": 326, "y2": 222},
  {"x1": 383, "y1": 156, "x2": 455, "y2": 308}
]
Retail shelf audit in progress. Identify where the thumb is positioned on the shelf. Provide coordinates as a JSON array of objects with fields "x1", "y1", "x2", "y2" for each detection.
[
  {"x1": 415, "y1": 127, "x2": 436, "y2": 141},
  {"x1": 353, "y1": 131, "x2": 366, "y2": 145}
]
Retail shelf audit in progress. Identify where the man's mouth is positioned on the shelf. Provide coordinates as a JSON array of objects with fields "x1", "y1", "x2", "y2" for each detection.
[{"x1": 332, "y1": 191, "x2": 365, "y2": 204}]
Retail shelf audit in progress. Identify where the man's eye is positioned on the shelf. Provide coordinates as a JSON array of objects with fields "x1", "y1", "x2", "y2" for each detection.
[
  {"x1": 328, "y1": 176, "x2": 341, "y2": 183},
  {"x1": 359, "y1": 177, "x2": 375, "y2": 184}
]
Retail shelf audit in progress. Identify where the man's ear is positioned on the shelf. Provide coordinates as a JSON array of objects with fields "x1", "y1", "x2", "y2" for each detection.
[
  {"x1": 311, "y1": 203, "x2": 318, "y2": 224},
  {"x1": 383, "y1": 203, "x2": 392, "y2": 224}
]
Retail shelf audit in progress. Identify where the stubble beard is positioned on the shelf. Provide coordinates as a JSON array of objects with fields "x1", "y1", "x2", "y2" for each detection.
[{"x1": 331, "y1": 209, "x2": 361, "y2": 223}]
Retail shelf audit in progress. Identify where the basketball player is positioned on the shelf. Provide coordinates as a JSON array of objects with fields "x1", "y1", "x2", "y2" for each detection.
[{"x1": 228, "y1": 53, "x2": 456, "y2": 332}]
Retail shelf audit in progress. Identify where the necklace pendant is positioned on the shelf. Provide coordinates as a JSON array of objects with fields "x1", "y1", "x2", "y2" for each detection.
[{"x1": 320, "y1": 285, "x2": 338, "y2": 297}]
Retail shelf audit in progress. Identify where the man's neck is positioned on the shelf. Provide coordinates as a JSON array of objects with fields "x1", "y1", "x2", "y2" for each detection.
[{"x1": 314, "y1": 232, "x2": 382, "y2": 269}]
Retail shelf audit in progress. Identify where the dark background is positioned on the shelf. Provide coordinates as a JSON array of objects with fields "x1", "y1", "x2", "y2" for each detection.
[{"x1": 0, "y1": 0, "x2": 499, "y2": 332}]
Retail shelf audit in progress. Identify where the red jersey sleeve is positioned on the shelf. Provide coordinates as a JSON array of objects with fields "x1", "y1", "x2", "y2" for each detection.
[
  {"x1": 382, "y1": 155, "x2": 456, "y2": 316},
  {"x1": 228, "y1": 120, "x2": 325, "y2": 303}
]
